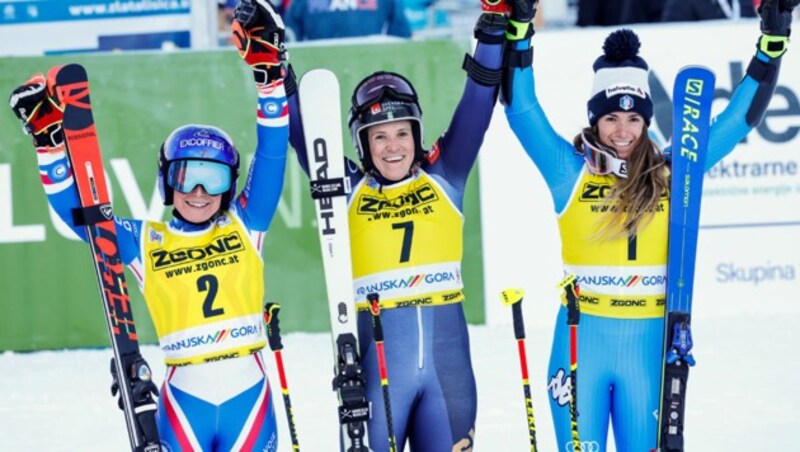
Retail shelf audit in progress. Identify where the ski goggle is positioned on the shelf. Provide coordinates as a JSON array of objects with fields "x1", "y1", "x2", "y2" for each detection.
[
  {"x1": 581, "y1": 131, "x2": 628, "y2": 178},
  {"x1": 351, "y1": 72, "x2": 419, "y2": 115},
  {"x1": 167, "y1": 160, "x2": 232, "y2": 195}
]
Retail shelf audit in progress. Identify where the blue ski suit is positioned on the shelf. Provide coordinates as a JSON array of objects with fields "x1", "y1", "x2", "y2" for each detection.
[
  {"x1": 504, "y1": 32, "x2": 784, "y2": 452},
  {"x1": 287, "y1": 24, "x2": 504, "y2": 452}
]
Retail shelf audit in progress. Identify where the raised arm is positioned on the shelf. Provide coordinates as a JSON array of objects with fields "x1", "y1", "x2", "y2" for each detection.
[
  {"x1": 501, "y1": 2, "x2": 584, "y2": 211},
  {"x1": 231, "y1": 0, "x2": 290, "y2": 232},
  {"x1": 701, "y1": 0, "x2": 795, "y2": 170},
  {"x1": 8, "y1": 71, "x2": 143, "y2": 265},
  {"x1": 426, "y1": 5, "x2": 508, "y2": 195}
]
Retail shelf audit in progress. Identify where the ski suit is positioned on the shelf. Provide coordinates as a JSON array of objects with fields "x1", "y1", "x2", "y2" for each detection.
[
  {"x1": 36, "y1": 83, "x2": 289, "y2": 451},
  {"x1": 504, "y1": 36, "x2": 781, "y2": 452},
  {"x1": 287, "y1": 34, "x2": 504, "y2": 452}
]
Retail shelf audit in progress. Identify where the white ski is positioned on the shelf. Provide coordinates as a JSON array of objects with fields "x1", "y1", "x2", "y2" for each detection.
[{"x1": 298, "y1": 68, "x2": 371, "y2": 451}]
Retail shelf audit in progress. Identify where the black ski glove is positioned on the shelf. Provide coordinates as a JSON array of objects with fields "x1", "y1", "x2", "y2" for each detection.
[
  {"x1": 506, "y1": 0, "x2": 538, "y2": 40},
  {"x1": 8, "y1": 72, "x2": 64, "y2": 151},
  {"x1": 758, "y1": 0, "x2": 799, "y2": 58},
  {"x1": 232, "y1": 0, "x2": 286, "y2": 87}
]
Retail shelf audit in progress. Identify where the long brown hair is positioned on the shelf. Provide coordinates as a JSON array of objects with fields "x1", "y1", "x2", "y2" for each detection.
[{"x1": 574, "y1": 126, "x2": 669, "y2": 239}]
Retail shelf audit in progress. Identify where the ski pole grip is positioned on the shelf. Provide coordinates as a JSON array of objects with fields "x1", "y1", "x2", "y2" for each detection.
[
  {"x1": 558, "y1": 275, "x2": 580, "y2": 326},
  {"x1": 511, "y1": 302, "x2": 526, "y2": 340},
  {"x1": 500, "y1": 288, "x2": 526, "y2": 339},
  {"x1": 367, "y1": 292, "x2": 384, "y2": 342},
  {"x1": 264, "y1": 302, "x2": 283, "y2": 351}
]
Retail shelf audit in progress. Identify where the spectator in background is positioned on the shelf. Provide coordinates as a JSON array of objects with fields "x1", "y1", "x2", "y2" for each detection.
[
  {"x1": 663, "y1": 0, "x2": 756, "y2": 22},
  {"x1": 285, "y1": 0, "x2": 411, "y2": 41},
  {"x1": 579, "y1": 0, "x2": 666, "y2": 26},
  {"x1": 577, "y1": 0, "x2": 626, "y2": 26},
  {"x1": 621, "y1": 0, "x2": 666, "y2": 23}
]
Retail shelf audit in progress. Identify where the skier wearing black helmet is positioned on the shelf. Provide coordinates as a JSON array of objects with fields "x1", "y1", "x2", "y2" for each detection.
[
  {"x1": 236, "y1": 0, "x2": 510, "y2": 450},
  {"x1": 8, "y1": 0, "x2": 291, "y2": 448}
]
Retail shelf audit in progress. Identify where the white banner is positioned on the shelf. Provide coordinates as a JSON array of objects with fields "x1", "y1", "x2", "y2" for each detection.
[
  {"x1": 0, "y1": 0, "x2": 196, "y2": 55},
  {"x1": 480, "y1": 21, "x2": 800, "y2": 326}
]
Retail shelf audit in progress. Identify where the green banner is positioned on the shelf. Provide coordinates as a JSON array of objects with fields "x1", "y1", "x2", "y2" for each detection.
[{"x1": 0, "y1": 40, "x2": 485, "y2": 351}]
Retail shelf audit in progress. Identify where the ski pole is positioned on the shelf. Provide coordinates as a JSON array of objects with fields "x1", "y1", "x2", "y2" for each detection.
[
  {"x1": 558, "y1": 275, "x2": 581, "y2": 452},
  {"x1": 499, "y1": 288, "x2": 538, "y2": 452},
  {"x1": 367, "y1": 292, "x2": 397, "y2": 452},
  {"x1": 264, "y1": 302, "x2": 300, "y2": 451}
]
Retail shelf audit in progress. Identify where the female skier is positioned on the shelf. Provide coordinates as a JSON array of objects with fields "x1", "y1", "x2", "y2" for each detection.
[
  {"x1": 501, "y1": 0, "x2": 794, "y2": 450},
  {"x1": 234, "y1": 0, "x2": 524, "y2": 449},
  {"x1": 8, "y1": 0, "x2": 289, "y2": 448}
]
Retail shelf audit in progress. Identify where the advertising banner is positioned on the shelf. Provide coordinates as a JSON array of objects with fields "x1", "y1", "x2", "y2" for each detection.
[{"x1": 0, "y1": 0, "x2": 192, "y2": 55}]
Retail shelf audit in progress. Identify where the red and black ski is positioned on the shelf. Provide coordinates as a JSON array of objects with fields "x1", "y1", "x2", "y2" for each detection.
[{"x1": 49, "y1": 63, "x2": 159, "y2": 451}]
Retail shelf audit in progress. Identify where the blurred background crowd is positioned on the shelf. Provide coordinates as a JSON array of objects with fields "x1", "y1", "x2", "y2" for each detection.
[{"x1": 215, "y1": 0, "x2": 781, "y2": 44}]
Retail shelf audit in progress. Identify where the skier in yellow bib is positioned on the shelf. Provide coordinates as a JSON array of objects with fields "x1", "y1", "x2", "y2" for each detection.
[
  {"x1": 8, "y1": 0, "x2": 291, "y2": 449},
  {"x1": 259, "y1": 2, "x2": 511, "y2": 449},
  {"x1": 501, "y1": 0, "x2": 795, "y2": 450}
]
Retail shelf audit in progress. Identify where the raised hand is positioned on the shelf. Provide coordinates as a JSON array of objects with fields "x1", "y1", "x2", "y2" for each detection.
[
  {"x1": 507, "y1": 0, "x2": 538, "y2": 23},
  {"x1": 505, "y1": 0, "x2": 538, "y2": 40},
  {"x1": 231, "y1": 0, "x2": 286, "y2": 86},
  {"x1": 8, "y1": 73, "x2": 64, "y2": 150},
  {"x1": 759, "y1": 0, "x2": 797, "y2": 36},
  {"x1": 481, "y1": 0, "x2": 509, "y2": 15}
]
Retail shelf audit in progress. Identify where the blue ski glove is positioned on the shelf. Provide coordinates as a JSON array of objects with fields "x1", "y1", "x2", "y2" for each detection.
[
  {"x1": 8, "y1": 72, "x2": 64, "y2": 151},
  {"x1": 232, "y1": 0, "x2": 286, "y2": 87},
  {"x1": 758, "y1": 0, "x2": 798, "y2": 58}
]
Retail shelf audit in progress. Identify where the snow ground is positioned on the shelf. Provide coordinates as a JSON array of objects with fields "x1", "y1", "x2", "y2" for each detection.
[{"x1": 1, "y1": 314, "x2": 798, "y2": 451}]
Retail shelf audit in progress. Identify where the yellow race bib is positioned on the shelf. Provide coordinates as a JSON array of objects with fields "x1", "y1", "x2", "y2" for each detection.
[
  {"x1": 143, "y1": 212, "x2": 266, "y2": 365},
  {"x1": 557, "y1": 168, "x2": 669, "y2": 318},
  {"x1": 349, "y1": 171, "x2": 465, "y2": 310}
]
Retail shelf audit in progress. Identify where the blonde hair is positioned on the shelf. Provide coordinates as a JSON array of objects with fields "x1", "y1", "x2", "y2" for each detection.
[{"x1": 574, "y1": 126, "x2": 669, "y2": 240}]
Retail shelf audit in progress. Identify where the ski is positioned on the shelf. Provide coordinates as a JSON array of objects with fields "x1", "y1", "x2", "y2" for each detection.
[
  {"x1": 655, "y1": 66, "x2": 716, "y2": 452},
  {"x1": 298, "y1": 68, "x2": 371, "y2": 451},
  {"x1": 50, "y1": 63, "x2": 160, "y2": 451}
]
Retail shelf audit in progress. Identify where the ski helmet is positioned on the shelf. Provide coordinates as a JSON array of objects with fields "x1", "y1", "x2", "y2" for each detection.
[
  {"x1": 347, "y1": 71, "x2": 424, "y2": 173},
  {"x1": 157, "y1": 124, "x2": 240, "y2": 208}
]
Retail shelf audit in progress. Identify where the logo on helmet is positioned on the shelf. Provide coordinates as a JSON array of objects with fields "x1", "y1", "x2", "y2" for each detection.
[
  {"x1": 179, "y1": 138, "x2": 224, "y2": 150},
  {"x1": 619, "y1": 95, "x2": 634, "y2": 111},
  {"x1": 370, "y1": 103, "x2": 382, "y2": 114}
]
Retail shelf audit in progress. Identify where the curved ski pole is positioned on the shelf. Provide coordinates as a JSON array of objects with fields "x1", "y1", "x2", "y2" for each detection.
[
  {"x1": 500, "y1": 288, "x2": 538, "y2": 451},
  {"x1": 264, "y1": 302, "x2": 300, "y2": 450}
]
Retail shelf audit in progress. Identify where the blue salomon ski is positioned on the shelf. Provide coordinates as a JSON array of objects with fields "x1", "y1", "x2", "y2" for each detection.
[{"x1": 655, "y1": 66, "x2": 715, "y2": 452}]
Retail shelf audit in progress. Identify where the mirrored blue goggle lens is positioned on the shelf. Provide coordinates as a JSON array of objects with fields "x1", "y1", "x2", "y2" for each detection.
[{"x1": 167, "y1": 160, "x2": 231, "y2": 195}]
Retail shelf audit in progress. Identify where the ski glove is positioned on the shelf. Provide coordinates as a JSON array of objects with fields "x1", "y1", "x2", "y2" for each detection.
[
  {"x1": 758, "y1": 0, "x2": 798, "y2": 57},
  {"x1": 110, "y1": 355, "x2": 159, "y2": 411},
  {"x1": 508, "y1": 0, "x2": 538, "y2": 23},
  {"x1": 480, "y1": 0, "x2": 508, "y2": 15},
  {"x1": 8, "y1": 73, "x2": 64, "y2": 151},
  {"x1": 232, "y1": 0, "x2": 286, "y2": 86},
  {"x1": 506, "y1": 0, "x2": 537, "y2": 40}
]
